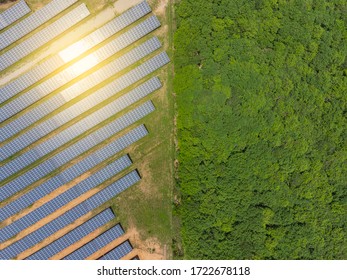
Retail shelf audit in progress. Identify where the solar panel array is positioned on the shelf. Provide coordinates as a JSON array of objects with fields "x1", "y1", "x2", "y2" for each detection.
[
  {"x1": 0, "y1": 0, "x2": 77, "y2": 50},
  {"x1": 0, "y1": 103, "x2": 154, "y2": 202},
  {"x1": 0, "y1": 17, "x2": 161, "y2": 140},
  {"x1": 26, "y1": 208, "x2": 115, "y2": 260},
  {"x1": 0, "y1": 125, "x2": 148, "y2": 222},
  {"x1": 0, "y1": 0, "x2": 31, "y2": 30},
  {"x1": 98, "y1": 241, "x2": 133, "y2": 260},
  {"x1": 63, "y1": 224, "x2": 125, "y2": 260},
  {"x1": 0, "y1": 4, "x2": 90, "y2": 71},
  {"x1": 0, "y1": 0, "x2": 171, "y2": 260},
  {"x1": 0, "y1": 1, "x2": 151, "y2": 104},
  {"x1": 0, "y1": 171, "x2": 140, "y2": 260},
  {"x1": 0, "y1": 155, "x2": 131, "y2": 243},
  {"x1": 0, "y1": 35, "x2": 160, "y2": 123},
  {"x1": 0, "y1": 98, "x2": 154, "y2": 184},
  {"x1": 1, "y1": 76, "x2": 161, "y2": 163}
]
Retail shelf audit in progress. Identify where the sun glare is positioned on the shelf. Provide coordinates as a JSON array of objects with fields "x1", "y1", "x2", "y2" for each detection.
[{"x1": 59, "y1": 40, "x2": 91, "y2": 63}]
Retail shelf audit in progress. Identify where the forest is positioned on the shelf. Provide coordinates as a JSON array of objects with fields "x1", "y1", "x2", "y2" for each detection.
[{"x1": 174, "y1": 0, "x2": 347, "y2": 259}]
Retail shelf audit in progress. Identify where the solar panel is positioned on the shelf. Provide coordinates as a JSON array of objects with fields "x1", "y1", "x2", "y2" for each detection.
[
  {"x1": 0, "y1": 0, "x2": 31, "y2": 30},
  {"x1": 0, "y1": 0, "x2": 77, "y2": 50},
  {"x1": 0, "y1": 170, "x2": 140, "y2": 260},
  {"x1": 26, "y1": 208, "x2": 115, "y2": 260},
  {"x1": 0, "y1": 1, "x2": 151, "y2": 104},
  {"x1": 0, "y1": 155, "x2": 131, "y2": 243},
  {"x1": 63, "y1": 224, "x2": 125, "y2": 260},
  {"x1": 0, "y1": 16, "x2": 161, "y2": 140},
  {"x1": 98, "y1": 241, "x2": 133, "y2": 260},
  {"x1": 0, "y1": 30, "x2": 161, "y2": 124},
  {"x1": 0, "y1": 125, "x2": 148, "y2": 222},
  {"x1": 0, "y1": 4, "x2": 90, "y2": 71},
  {"x1": 0, "y1": 102, "x2": 153, "y2": 201}
]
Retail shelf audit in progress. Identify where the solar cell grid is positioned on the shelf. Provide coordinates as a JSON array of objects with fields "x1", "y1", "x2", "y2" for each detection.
[
  {"x1": 0, "y1": 0, "x2": 31, "y2": 30},
  {"x1": 0, "y1": 102, "x2": 154, "y2": 202},
  {"x1": 0, "y1": 0, "x2": 77, "y2": 50},
  {"x1": 0, "y1": 171, "x2": 140, "y2": 260},
  {"x1": 0, "y1": 4, "x2": 90, "y2": 71},
  {"x1": 98, "y1": 241, "x2": 133, "y2": 260},
  {"x1": 26, "y1": 208, "x2": 115, "y2": 260},
  {"x1": 63, "y1": 224, "x2": 125, "y2": 260}
]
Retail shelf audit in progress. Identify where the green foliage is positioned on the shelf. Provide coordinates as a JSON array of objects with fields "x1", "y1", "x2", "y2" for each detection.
[{"x1": 174, "y1": 0, "x2": 347, "y2": 259}]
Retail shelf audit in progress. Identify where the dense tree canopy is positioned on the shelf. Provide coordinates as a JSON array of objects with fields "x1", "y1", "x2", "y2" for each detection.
[{"x1": 174, "y1": 0, "x2": 347, "y2": 259}]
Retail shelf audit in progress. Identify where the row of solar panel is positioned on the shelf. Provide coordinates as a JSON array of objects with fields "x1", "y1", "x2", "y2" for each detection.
[
  {"x1": 0, "y1": 125, "x2": 148, "y2": 222},
  {"x1": 0, "y1": 4, "x2": 90, "y2": 71},
  {"x1": 0, "y1": 0, "x2": 31, "y2": 30},
  {"x1": 61, "y1": 1, "x2": 151, "y2": 62},
  {"x1": 0, "y1": 170, "x2": 141, "y2": 259},
  {"x1": 63, "y1": 224, "x2": 125, "y2": 260},
  {"x1": 0, "y1": 155, "x2": 131, "y2": 242},
  {"x1": 0, "y1": 32, "x2": 160, "y2": 125},
  {"x1": 0, "y1": 40, "x2": 161, "y2": 178},
  {"x1": 0, "y1": 0, "x2": 77, "y2": 50},
  {"x1": 26, "y1": 208, "x2": 115, "y2": 260},
  {"x1": 0, "y1": 102, "x2": 155, "y2": 202},
  {"x1": 98, "y1": 241, "x2": 133, "y2": 260},
  {"x1": 0, "y1": 1, "x2": 151, "y2": 104},
  {"x1": 0, "y1": 16, "x2": 161, "y2": 142}
]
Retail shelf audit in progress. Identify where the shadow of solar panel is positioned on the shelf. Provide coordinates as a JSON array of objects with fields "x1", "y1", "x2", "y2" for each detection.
[
  {"x1": 0, "y1": 1, "x2": 151, "y2": 104},
  {"x1": 26, "y1": 208, "x2": 115, "y2": 260},
  {"x1": 63, "y1": 224, "x2": 125, "y2": 260},
  {"x1": 0, "y1": 17, "x2": 160, "y2": 125},
  {"x1": 0, "y1": 101, "x2": 154, "y2": 202},
  {"x1": 0, "y1": 0, "x2": 77, "y2": 50},
  {"x1": 0, "y1": 0, "x2": 31, "y2": 30},
  {"x1": 98, "y1": 241, "x2": 133, "y2": 260},
  {"x1": 0, "y1": 170, "x2": 140, "y2": 260}
]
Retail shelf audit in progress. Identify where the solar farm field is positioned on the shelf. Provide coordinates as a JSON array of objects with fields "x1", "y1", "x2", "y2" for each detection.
[{"x1": 0, "y1": 0, "x2": 174, "y2": 260}]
